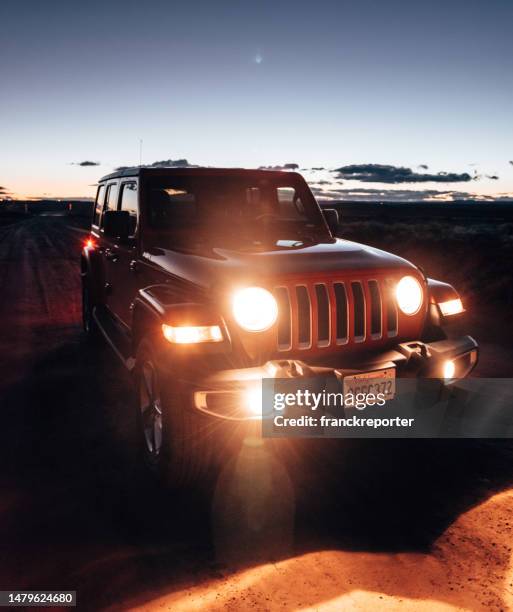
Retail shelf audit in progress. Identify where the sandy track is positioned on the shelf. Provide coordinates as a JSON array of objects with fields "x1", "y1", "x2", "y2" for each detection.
[{"x1": 130, "y1": 489, "x2": 513, "y2": 610}]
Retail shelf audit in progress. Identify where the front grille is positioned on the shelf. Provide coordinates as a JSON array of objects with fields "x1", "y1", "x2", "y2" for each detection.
[{"x1": 273, "y1": 278, "x2": 398, "y2": 353}]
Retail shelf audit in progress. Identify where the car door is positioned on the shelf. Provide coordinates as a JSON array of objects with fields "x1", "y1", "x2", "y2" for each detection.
[
  {"x1": 89, "y1": 183, "x2": 107, "y2": 303},
  {"x1": 98, "y1": 181, "x2": 119, "y2": 315},
  {"x1": 104, "y1": 179, "x2": 140, "y2": 327}
]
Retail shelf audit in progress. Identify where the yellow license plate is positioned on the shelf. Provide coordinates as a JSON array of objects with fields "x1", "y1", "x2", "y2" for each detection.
[{"x1": 343, "y1": 368, "x2": 396, "y2": 400}]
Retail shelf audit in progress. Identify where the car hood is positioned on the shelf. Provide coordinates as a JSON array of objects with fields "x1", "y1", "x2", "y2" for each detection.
[{"x1": 143, "y1": 237, "x2": 418, "y2": 291}]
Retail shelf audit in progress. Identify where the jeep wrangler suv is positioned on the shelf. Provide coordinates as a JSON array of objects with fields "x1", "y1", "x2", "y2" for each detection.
[{"x1": 81, "y1": 167, "x2": 477, "y2": 479}]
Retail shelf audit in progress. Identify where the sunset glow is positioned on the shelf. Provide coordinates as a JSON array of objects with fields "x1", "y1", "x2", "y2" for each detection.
[{"x1": 1, "y1": 1, "x2": 512, "y2": 202}]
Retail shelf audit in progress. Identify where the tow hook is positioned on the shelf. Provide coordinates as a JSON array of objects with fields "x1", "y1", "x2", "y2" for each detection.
[
  {"x1": 398, "y1": 341, "x2": 432, "y2": 366},
  {"x1": 265, "y1": 360, "x2": 314, "y2": 378}
]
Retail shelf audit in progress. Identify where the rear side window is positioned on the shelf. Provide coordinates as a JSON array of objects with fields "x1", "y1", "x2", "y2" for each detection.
[
  {"x1": 93, "y1": 185, "x2": 105, "y2": 226},
  {"x1": 105, "y1": 183, "x2": 118, "y2": 211},
  {"x1": 119, "y1": 182, "x2": 138, "y2": 235}
]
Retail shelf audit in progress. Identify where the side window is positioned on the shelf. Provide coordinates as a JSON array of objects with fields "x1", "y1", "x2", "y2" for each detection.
[
  {"x1": 93, "y1": 185, "x2": 105, "y2": 226},
  {"x1": 99, "y1": 183, "x2": 118, "y2": 230},
  {"x1": 119, "y1": 182, "x2": 138, "y2": 235},
  {"x1": 104, "y1": 183, "x2": 118, "y2": 211}
]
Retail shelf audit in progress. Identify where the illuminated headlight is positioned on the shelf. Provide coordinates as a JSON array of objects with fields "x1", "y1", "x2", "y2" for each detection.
[
  {"x1": 396, "y1": 275, "x2": 423, "y2": 315},
  {"x1": 439, "y1": 298, "x2": 464, "y2": 317},
  {"x1": 232, "y1": 287, "x2": 278, "y2": 332}
]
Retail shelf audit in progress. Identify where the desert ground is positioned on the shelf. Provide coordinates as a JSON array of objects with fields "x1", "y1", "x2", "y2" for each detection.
[{"x1": 1, "y1": 208, "x2": 513, "y2": 610}]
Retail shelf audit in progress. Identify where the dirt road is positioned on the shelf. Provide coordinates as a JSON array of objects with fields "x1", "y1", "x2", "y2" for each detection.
[{"x1": 1, "y1": 215, "x2": 513, "y2": 611}]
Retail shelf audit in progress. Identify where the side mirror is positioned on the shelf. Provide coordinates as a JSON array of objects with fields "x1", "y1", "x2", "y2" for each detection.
[
  {"x1": 103, "y1": 210, "x2": 130, "y2": 241},
  {"x1": 323, "y1": 208, "x2": 339, "y2": 234}
]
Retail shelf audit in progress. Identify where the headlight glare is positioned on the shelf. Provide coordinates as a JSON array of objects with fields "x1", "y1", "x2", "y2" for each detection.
[
  {"x1": 396, "y1": 275, "x2": 423, "y2": 315},
  {"x1": 232, "y1": 287, "x2": 278, "y2": 332}
]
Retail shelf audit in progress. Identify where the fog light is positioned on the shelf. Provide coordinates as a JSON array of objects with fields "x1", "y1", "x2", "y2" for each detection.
[
  {"x1": 443, "y1": 359, "x2": 456, "y2": 380},
  {"x1": 246, "y1": 385, "x2": 262, "y2": 416}
]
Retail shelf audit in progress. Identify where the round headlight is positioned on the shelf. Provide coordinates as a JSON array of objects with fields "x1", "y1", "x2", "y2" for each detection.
[
  {"x1": 396, "y1": 275, "x2": 423, "y2": 315},
  {"x1": 232, "y1": 287, "x2": 278, "y2": 332}
]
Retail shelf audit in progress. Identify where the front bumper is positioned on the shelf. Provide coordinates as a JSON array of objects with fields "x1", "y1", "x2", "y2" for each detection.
[{"x1": 191, "y1": 335, "x2": 478, "y2": 421}]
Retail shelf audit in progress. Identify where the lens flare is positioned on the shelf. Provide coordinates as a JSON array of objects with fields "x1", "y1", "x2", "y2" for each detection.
[{"x1": 245, "y1": 385, "x2": 263, "y2": 416}]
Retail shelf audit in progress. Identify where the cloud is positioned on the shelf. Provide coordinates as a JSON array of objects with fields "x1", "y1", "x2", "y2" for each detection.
[
  {"x1": 258, "y1": 163, "x2": 299, "y2": 171},
  {"x1": 509, "y1": 161, "x2": 513, "y2": 166},
  {"x1": 310, "y1": 186, "x2": 509, "y2": 203},
  {"x1": 470, "y1": 171, "x2": 499, "y2": 181},
  {"x1": 114, "y1": 158, "x2": 197, "y2": 172},
  {"x1": 148, "y1": 158, "x2": 196, "y2": 168},
  {"x1": 418, "y1": 164, "x2": 429, "y2": 170},
  {"x1": 333, "y1": 163, "x2": 473, "y2": 184},
  {"x1": 71, "y1": 161, "x2": 100, "y2": 167}
]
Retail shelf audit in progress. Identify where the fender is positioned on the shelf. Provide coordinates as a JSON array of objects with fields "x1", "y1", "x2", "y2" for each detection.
[
  {"x1": 131, "y1": 284, "x2": 231, "y2": 356},
  {"x1": 426, "y1": 278, "x2": 461, "y2": 305},
  {"x1": 424, "y1": 278, "x2": 465, "y2": 338},
  {"x1": 80, "y1": 246, "x2": 105, "y2": 306}
]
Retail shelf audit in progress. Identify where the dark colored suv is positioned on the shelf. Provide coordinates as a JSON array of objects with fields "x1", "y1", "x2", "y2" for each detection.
[{"x1": 81, "y1": 167, "x2": 477, "y2": 480}]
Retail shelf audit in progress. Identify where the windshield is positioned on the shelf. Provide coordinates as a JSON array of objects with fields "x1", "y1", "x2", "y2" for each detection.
[{"x1": 143, "y1": 174, "x2": 331, "y2": 249}]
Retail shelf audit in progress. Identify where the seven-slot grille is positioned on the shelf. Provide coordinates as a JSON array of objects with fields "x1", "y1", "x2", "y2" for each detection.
[{"x1": 273, "y1": 278, "x2": 398, "y2": 352}]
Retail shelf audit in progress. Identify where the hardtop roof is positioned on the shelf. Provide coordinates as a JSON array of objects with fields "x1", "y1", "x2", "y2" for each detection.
[{"x1": 98, "y1": 167, "x2": 301, "y2": 183}]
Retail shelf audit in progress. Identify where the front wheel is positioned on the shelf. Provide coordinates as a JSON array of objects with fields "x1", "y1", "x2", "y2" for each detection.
[
  {"x1": 136, "y1": 351, "x2": 165, "y2": 472},
  {"x1": 134, "y1": 338, "x2": 213, "y2": 487}
]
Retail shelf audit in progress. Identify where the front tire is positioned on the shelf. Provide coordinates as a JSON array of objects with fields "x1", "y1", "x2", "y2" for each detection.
[{"x1": 134, "y1": 337, "x2": 212, "y2": 488}]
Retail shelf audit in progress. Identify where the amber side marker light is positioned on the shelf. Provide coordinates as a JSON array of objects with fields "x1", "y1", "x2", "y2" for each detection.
[
  {"x1": 438, "y1": 298, "x2": 464, "y2": 317},
  {"x1": 162, "y1": 323, "x2": 223, "y2": 344},
  {"x1": 84, "y1": 238, "x2": 96, "y2": 249}
]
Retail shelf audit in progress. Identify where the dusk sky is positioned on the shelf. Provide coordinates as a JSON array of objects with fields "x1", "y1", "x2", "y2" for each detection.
[{"x1": 1, "y1": 0, "x2": 512, "y2": 201}]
